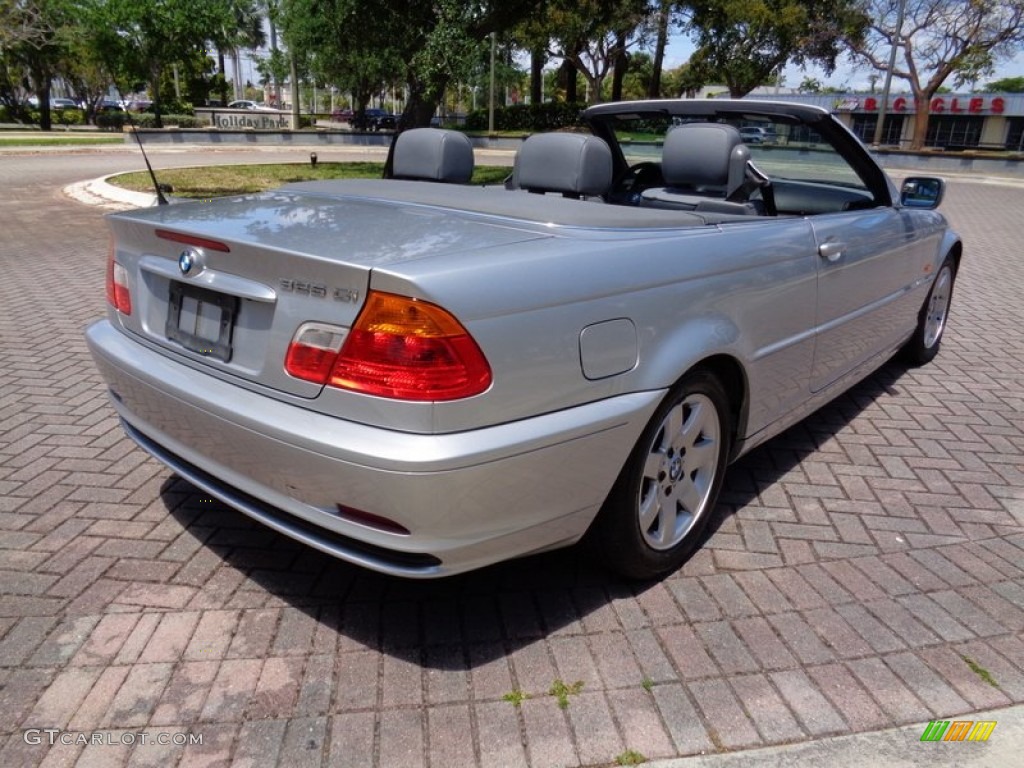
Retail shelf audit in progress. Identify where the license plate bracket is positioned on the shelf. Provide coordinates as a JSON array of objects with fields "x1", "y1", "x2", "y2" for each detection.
[{"x1": 166, "y1": 282, "x2": 238, "y2": 362}]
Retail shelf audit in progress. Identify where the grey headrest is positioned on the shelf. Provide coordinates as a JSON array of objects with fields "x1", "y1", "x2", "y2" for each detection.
[
  {"x1": 392, "y1": 128, "x2": 474, "y2": 183},
  {"x1": 515, "y1": 133, "x2": 613, "y2": 196},
  {"x1": 662, "y1": 123, "x2": 750, "y2": 196}
]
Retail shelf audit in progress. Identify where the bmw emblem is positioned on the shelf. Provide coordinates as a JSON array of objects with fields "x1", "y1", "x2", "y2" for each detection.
[{"x1": 178, "y1": 249, "x2": 199, "y2": 276}]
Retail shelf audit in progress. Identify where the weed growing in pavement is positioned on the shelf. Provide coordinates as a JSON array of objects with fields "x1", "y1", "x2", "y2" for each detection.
[
  {"x1": 961, "y1": 655, "x2": 999, "y2": 688},
  {"x1": 549, "y1": 679, "x2": 584, "y2": 709},
  {"x1": 616, "y1": 749, "x2": 647, "y2": 765},
  {"x1": 502, "y1": 689, "x2": 530, "y2": 707}
]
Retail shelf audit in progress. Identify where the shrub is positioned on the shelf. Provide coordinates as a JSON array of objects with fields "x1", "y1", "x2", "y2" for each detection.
[
  {"x1": 96, "y1": 111, "x2": 127, "y2": 131},
  {"x1": 152, "y1": 100, "x2": 194, "y2": 116},
  {"x1": 131, "y1": 113, "x2": 203, "y2": 128},
  {"x1": 52, "y1": 108, "x2": 86, "y2": 127},
  {"x1": 464, "y1": 101, "x2": 586, "y2": 132}
]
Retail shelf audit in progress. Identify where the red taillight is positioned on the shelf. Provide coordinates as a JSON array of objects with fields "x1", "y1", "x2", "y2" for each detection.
[
  {"x1": 284, "y1": 292, "x2": 492, "y2": 401},
  {"x1": 284, "y1": 323, "x2": 347, "y2": 384},
  {"x1": 155, "y1": 229, "x2": 230, "y2": 253},
  {"x1": 106, "y1": 243, "x2": 132, "y2": 315}
]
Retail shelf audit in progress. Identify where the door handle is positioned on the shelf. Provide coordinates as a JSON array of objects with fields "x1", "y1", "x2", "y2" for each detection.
[{"x1": 818, "y1": 241, "x2": 846, "y2": 262}]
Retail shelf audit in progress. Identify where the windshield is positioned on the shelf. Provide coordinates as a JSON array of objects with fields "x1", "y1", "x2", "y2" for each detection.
[{"x1": 607, "y1": 113, "x2": 869, "y2": 191}]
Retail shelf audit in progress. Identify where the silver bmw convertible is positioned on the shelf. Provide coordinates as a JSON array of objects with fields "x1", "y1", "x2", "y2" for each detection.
[{"x1": 86, "y1": 99, "x2": 961, "y2": 579}]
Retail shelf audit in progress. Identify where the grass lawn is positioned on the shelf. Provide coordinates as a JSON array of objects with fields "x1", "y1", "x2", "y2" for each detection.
[
  {"x1": 109, "y1": 162, "x2": 511, "y2": 199},
  {"x1": 0, "y1": 135, "x2": 124, "y2": 146}
]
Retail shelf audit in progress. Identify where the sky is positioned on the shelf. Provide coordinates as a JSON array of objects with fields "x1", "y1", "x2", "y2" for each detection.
[{"x1": 661, "y1": 34, "x2": 1024, "y2": 93}]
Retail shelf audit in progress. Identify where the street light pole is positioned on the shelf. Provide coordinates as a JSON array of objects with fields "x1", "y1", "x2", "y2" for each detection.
[
  {"x1": 488, "y1": 32, "x2": 496, "y2": 133},
  {"x1": 873, "y1": 0, "x2": 907, "y2": 147}
]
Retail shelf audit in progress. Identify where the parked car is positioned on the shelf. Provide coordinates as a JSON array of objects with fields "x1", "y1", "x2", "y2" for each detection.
[
  {"x1": 86, "y1": 100, "x2": 960, "y2": 579},
  {"x1": 228, "y1": 100, "x2": 278, "y2": 112},
  {"x1": 331, "y1": 107, "x2": 354, "y2": 122},
  {"x1": 739, "y1": 125, "x2": 779, "y2": 144},
  {"x1": 351, "y1": 108, "x2": 398, "y2": 131},
  {"x1": 49, "y1": 98, "x2": 79, "y2": 110}
]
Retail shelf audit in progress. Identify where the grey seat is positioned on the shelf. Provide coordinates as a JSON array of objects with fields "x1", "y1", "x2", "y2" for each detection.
[
  {"x1": 640, "y1": 123, "x2": 759, "y2": 214},
  {"x1": 392, "y1": 128, "x2": 474, "y2": 183},
  {"x1": 513, "y1": 133, "x2": 613, "y2": 199}
]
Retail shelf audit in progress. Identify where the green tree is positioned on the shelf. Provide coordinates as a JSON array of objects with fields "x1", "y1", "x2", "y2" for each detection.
[
  {"x1": 984, "y1": 76, "x2": 1024, "y2": 93},
  {"x1": 515, "y1": 0, "x2": 654, "y2": 105},
  {"x1": 1, "y1": 0, "x2": 79, "y2": 129},
  {"x1": 681, "y1": 0, "x2": 868, "y2": 97},
  {"x1": 280, "y1": 0, "x2": 543, "y2": 127},
  {"x1": 1, "y1": 0, "x2": 55, "y2": 49},
  {"x1": 848, "y1": 1, "x2": 1024, "y2": 149},
  {"x1": 90, "y1": 0, "x2": 234, "y2": 126},
  {"x1": 620, "y1": 50, "x2": 657, "y2": 99}
]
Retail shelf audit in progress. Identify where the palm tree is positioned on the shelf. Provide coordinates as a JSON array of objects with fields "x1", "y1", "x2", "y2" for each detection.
[{"x1": 216, "y1": 0, "x2": 266, "y2": 104}]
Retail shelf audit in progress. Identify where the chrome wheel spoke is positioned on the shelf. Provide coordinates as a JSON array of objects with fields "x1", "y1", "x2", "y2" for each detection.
[
  {"x1": 665, "y1": 404, "x2": 684, "y2": 444},
  {"x1": 675, "y1": 477, "x2": 703, "y2": 517},
  {"x1": 680, "y1": 400, "x2": 707, "y2": 446},
  {"x1": 684, "y1": 440, "x2": 717, "y2": 476},
  {"x1": 653, "y1": 504, "x2": 675, "y2": 547},
  {"x1": 643, "y1": 449, "x2": 665, "y2": 480},
  {"x1": 637, "y1": 392, "x2": 721, "y2": 552},
  {"x1": 638, "y1": 487, "x2": 660, "y2": 530}
]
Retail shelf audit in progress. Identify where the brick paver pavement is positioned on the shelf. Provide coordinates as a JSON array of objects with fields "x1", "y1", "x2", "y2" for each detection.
[{"x1": 1, "y1": 156, "x2": 1022, "y2": 767}]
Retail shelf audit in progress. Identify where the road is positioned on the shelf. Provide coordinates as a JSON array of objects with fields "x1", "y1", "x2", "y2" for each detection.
[{"x1": 0, "y1": 144, "x2": 1022, "y2": 767}]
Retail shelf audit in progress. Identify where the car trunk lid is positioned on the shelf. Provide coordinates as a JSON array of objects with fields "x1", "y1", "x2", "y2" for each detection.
[{"x1": 105, "y1": 188, "x2": 547, "y2": 400}]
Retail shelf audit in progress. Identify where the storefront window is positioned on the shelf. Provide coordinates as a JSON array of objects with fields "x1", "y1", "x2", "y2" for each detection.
[
  {"x1": 1007, "y1": 118, "x2": 1024, "y2": 151},
  {"x1": 850, "y1": 115, "x2": 905, "y2": 146},
  {"x1": 926, "y1": 116, "x2": 983, "y2": 149}
]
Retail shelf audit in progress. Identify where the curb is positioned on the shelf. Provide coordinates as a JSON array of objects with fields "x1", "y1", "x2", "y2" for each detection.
[
  {"x1": 646, "y1": 704, "x2": 1021, "y2": 767},
  {"x1": 64, "y1": 174, "x2": 157, "y2": 210}
]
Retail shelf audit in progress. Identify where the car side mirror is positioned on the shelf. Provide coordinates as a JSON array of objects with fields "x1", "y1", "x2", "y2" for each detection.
[{"x1": 900, "y1": 177, "x2": 945, "y2": 209}]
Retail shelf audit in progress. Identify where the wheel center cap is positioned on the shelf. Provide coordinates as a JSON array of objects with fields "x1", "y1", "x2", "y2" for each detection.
[{"x1": 668, "y1": 456, "x2": 684, "y2": 482}]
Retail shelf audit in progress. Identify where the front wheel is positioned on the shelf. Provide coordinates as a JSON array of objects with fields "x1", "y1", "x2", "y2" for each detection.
[
  {"x1": 595, "y1": 370, "x2": 732, "y2": 580},
  {"x1": 902, "y1": 255, "x2": 956, "y2": 366}
]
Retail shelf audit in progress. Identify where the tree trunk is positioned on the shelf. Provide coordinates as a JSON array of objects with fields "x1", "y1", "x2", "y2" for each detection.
[
  {"x1": 268, "y1": 21, "x2": 280, "y2": 107},
  {"x1": 232, "y1": 49, "x2": 244, "y2": 101},
  {"x1": 289, "y1": 54, "x2": 300, "y2": 129},
  {"x1": 910, "y1": 90, "x2": 931, "y2": 150},
  {"x1": 401, "y1": 78, "x2": 441, "y2": 129},
  {"x1": 218, "y1": 51, "x2": 228, "y2": 105},
  {"x1": 561, "y1": 59, "x2": 578, "y2": 103},
  {"x1": 150, "y1": 66, "x2": 164, "y2": 129},
  {"x1": 649, "y1": 1, "x2": 670, "y2": 98},
  {"x1": 530, "y1": 48, "x2": 544, "y2": 105},
  {"x1": 38, "y1": 87, "x2": 52, "y2": 131},
  {"x1": 33, "y1": 68, "x2": 52, "y2": 131},
  {"x1": 610, "y1": 32, "x2": 627, "y2": 102}
]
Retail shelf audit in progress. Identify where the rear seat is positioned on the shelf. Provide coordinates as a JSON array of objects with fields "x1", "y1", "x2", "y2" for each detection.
[
  {"x1": 392, "y1": 128, "x2": 475, "y2": 183},
  {"x1": 512, "y1": 133, "x2": 612, "y2": 199}
]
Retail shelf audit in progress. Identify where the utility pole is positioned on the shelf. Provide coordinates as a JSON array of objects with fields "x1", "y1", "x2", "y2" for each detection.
[
  {"x1": 873, "y1": 0, "x2": 907, "y2": 147},
  {"x1": 488, "y1": 32, "x2": 496, "y2": 133}
]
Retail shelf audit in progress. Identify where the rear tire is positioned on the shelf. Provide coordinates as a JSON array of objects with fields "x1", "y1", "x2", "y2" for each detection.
[
  {"x1": 902, "y1": 255, "x2": 956, "y2": 366},
  {"x1": 596, "y1": 370, "x2": 732, "y2": 580}
]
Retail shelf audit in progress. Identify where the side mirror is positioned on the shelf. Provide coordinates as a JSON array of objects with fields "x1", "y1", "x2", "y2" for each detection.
[{"x1": 900, "y1": 176, "x2": 945, "y2": 209}]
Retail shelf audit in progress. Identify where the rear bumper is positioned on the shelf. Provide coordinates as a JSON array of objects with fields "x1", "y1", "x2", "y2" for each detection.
[{"x1": 86, "y1": 320, "x2": 662, "y2": 577}]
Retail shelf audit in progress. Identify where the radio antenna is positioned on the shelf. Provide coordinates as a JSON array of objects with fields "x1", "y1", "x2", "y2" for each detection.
[{"x1": 105, "y1": 76, "x2": 170, "y2": 206}]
